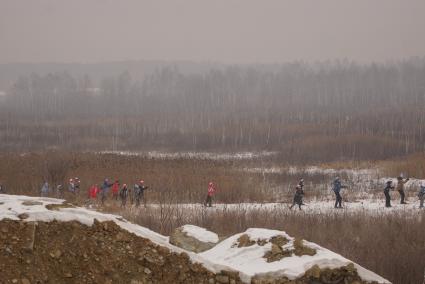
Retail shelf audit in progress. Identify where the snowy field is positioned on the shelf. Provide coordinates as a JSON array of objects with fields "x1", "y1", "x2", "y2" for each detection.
[
  {"x1": 140, "y1": 199, "x2": 424, "y2": 216},
  {"x1": 100, "y1": 150, "x2": 277, "y2": 160},
  {"x1": 0, "y1": 194, "x2": 390, "y2": 283}
]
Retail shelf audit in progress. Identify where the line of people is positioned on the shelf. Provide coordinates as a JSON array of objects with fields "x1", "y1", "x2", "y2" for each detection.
[
  {"x1": 34, "y1": 176, "x2": 425, "y2": 210},
  {"x1": 87, "y1": 179, "x2": 149, "y2": 207},
  {"x1": 289, "y1": 176, "x2": 425, "y2": 210},
  {"x1": 39, "y1": 178, "x2": 149, "y2": 208}
]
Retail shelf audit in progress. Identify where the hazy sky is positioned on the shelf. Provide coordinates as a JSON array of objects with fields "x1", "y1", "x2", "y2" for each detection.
[{"x1": 1, "y1": 0, "x2": 425, "y2": 64}]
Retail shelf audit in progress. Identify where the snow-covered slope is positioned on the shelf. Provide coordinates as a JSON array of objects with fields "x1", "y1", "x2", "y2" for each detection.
[
  {"x1": 200, "y1": 228, "x2": 389, "y2": 283},
  {"x1": 0, "y1": 194, "x2": 390, "y2": 283}
]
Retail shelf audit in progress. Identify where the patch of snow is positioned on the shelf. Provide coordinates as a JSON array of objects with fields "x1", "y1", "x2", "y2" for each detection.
[
  {"x1": 182, "y1": 224, "x2": 219, "y2": 243},
  {"x1": 100, "y1": 150, "x2": 277, "y2": 160},
  {"x1": 200, "y1": 228, "x2": 390, "y2": 283},
  {"x1": 146, "y1": 199, "x2": 425, "y2": 214}
]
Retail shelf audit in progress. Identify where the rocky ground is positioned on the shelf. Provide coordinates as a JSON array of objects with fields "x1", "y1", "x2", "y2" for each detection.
[{"x1": 0, "y1": 219, "x2": 242, "y2": 284}]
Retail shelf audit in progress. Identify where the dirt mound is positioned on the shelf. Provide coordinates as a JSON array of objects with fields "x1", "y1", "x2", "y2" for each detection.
[{"x1": 0, "y1": 219, "x2": 243, "y2": 284}]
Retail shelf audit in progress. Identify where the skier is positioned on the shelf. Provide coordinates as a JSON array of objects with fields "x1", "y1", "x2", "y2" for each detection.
[
  {"x1": 289, "y1": 184, "x2": 304, "y2": 210},
  {"x1": 418, "y1": 182, "x2": 425, "y2": 209},
  {"x1": 120, "y1": 183, "x2": 129, "y2": 208},
  {"x1": 56, "y1": 184, "x2": 64, "y2": 198},
  {"x1": 134, "y1": 180, "x2": 148, "y2": 207},
  {"x1": 111, "y1": 180, "x2": 120, "y2": 201},
  {"x1": 100, "y1": 178, "x2": 113, "y2": 205},
  {"x1": 0, "y1": 182, "x2": 5, "y2": 193},
  {"x1": 68, "y1": 178, "x2": 75, "y2": 194},
  {"x1": 332, "y1": 177, "x2": 347, "y2": 208},
  {"x1": 40, "y1": 181, "x2": 49, "y2": 197},
  {"x1": 384, "y1": 180, "x2": 395, "y2": 208},
  {"x1": 204, "y1": 182, "x2": 216, "y2": 207},
  {"x1": 396, "y1": 176, "x2": 409, "y2": 204}
]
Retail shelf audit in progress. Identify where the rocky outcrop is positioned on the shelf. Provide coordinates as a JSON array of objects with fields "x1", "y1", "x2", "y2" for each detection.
[{"x1": 169, "y1": 225, "x2": 219, "y2": 253}]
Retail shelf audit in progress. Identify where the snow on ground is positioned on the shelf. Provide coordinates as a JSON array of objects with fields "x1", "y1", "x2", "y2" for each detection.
[
  {"x1": 200, "y1": 228, "x2": 389, "y2": 283},
  {"x1": 147, "y1": 199, "x2": 425, "y2": 215},
  {"x1": 100, "y1": 150, "x2": 277, "y2": 160},
  {"x1": 181, "y1": 224, "x2": 219, "y2": 243},
  {"x1": 0, "y1": 194, "x2": 390, "y2": 283}
]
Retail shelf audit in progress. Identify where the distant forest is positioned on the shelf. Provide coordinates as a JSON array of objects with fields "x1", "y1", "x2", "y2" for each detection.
[{"x1": 1, "y1": 59, "x2": 425, "y2": 163}]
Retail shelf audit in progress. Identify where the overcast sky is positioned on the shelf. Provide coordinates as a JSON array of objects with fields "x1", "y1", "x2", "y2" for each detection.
[{"x1": 1, "y1": 0, "x2": 425, "y2": 64}]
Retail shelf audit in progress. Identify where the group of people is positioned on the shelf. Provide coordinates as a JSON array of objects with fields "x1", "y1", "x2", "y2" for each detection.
[
  {"x1": 39, "y1": 178, "x2": 149, "y2": 208},
  {"x1": 289, "y1": 176, "x2": 425, "y2": 210},
  {"x1": 384, "y1": 177, "x2": 425, "y2": 208},
  {"x1": 93, "y1": 178, "x2": 149, "y2": 207},
  {"x1": 29, "y1": 176, "x2": 425, "y2": 210}
]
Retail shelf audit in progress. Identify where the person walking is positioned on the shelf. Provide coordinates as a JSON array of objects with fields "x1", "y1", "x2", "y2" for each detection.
[
  {"x1": 68, "y1": 178, "x2": 75, "y2": 194},
  {"x1": 332, "y1": 177, "x2": 347, "y2": 208},
  {"x1": 418, "y1": 182, "x2": 425, "y2": 209},
  {"x1": 289, "y1": 184, "x2": 304, "y2": 210},
  {"x1": 56, "y1": 184, "x2": 64, "y2": 199},
  {"x1": 384, "y1": 180, "x2": 395, "y2": 208},
  {"x1": 204, "y1": 182, "x2": 216, "y2": 207},
  {"x1": 40, "y1": 181, "x2": 49, "y2": 197},
  {"x1": 134, "y1": 180, "x2": 148, "y2": 207},
  {"x1": 111, "y1": 180, "x2": 120, "y2": 201},
  {"x1": 74, "y1": 177, "x2": 81, "y2": 195},
  {"x1": 100, "y1": 178, "x2": 113, "y2": 205},
  {"x1": 88, "y1": 184, "x2": 99, "y2": 199},
  {"x1": 396, "y1": 176, "x2": 409, "y2": 204},
  {"x1": 120, "y1": 184, "x2": 129, "y2": 208}
]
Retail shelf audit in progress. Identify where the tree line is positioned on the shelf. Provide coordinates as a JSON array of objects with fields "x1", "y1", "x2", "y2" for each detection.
[{"x1": 1, "y1": 59, "x2": 425, "y2": 163}]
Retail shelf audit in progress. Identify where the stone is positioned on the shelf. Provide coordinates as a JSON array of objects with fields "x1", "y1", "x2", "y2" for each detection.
[{"x1": 169, "y1": 226, "x2": 218, "y2": 253}]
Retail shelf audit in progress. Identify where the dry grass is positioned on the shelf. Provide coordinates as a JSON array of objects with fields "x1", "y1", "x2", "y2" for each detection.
[
  {"x1": 2, "y1": 151, "x2": 425, "y2": 284},
  {"x1": 0, "y1": 151, "x2": 270, "y2": 203},
  {"x1": 381, "y1": 153, "x2": 425, "y2": 179},
  {"x1": 121, "y1": 206, "x2": 425, "y2": 284}
]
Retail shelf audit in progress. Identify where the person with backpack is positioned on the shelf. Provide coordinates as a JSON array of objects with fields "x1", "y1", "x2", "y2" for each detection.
[
  {"x1": 134, "y1": 180, "x2": 148, "y2": 207},
  {"x1": 418, "y1": 182, "x2": 425, "y2": 209},
  {"x1": 100, "y1": 178, "x2": 113, "y2": 205},
  {"x1": 120, "y1": 184, "x2": 129, "y2": 208},
  {"x1": 204, "y1": 182, "x2": 216, "y2": 207},
  {"x1": 332, "y1": 177, "x2": 347, "y2": 208},
  {"x1": 74, "y1": 177, "x2": 81, "y2": 195},
  {"x1": 40, "y1": 181, "x2": 49, "y2": 197},
  {"x1": 384, "y1": 180, "x2": 395, "y2": 208},
  {"x1": 68, "y1": 178, "x2": 75, "y2": 194},
  {"x1": 289, "y1": 184, "x2": 304, "y2": 210},
  {"x1": 56, "y1": 184, "x2": 64, "y2": 199},
  {"x1": 111, "y1": 180, "x2": 120, "y2": 201},
  {"x1": 396, "y1": 176, "x2": 409, "y2": 204}
]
